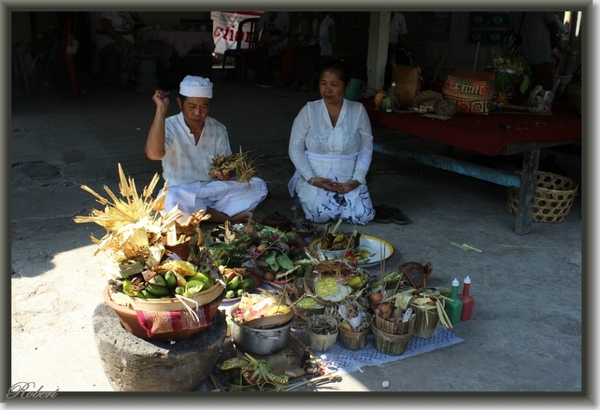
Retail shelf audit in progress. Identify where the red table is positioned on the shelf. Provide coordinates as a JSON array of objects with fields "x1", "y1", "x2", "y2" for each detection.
[{"x1": 364, "y1": 101, "x2": 581, "y2": 234}]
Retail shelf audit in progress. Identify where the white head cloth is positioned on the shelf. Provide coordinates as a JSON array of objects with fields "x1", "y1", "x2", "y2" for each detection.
[{"x1": 179, "y1": 75, "x2": 213, "y2": 98}]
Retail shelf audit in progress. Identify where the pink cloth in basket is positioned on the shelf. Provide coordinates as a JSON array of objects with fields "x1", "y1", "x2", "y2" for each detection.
[{"x1": 136, "y1": 304, "x2": 211, "y2": 338}]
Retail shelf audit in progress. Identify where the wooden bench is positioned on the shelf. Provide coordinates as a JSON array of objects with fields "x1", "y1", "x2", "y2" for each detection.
[{"x1": 364, "y1": 101, "x2": 582, "y2": 234}]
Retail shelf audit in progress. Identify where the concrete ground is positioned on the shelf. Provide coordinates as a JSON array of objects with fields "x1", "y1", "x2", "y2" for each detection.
[{"x1": 9, "y1": 66, "x2": 585, "y2": 403}]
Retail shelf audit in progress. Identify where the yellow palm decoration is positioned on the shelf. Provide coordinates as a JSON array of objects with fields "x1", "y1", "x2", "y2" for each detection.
[{"x1": 74, "y1": 163, "x2": 184, "y2": 274}]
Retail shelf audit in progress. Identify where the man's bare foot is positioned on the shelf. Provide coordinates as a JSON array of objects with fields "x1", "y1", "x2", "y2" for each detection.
[
  {"x1": 205, "y1": 208, "x2": 252, "y2": 224},
  {"x1": 228, "y1": 211, "x2": 252, "y2": 224}
]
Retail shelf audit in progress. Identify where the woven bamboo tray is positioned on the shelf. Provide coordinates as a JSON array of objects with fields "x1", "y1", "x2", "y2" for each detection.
[
  {"x1": 506, "y1": 171, "x2": 579, "y2": 223},
  {"x1": 110, "y1": 282, "x2": 225, "y2": 312}
]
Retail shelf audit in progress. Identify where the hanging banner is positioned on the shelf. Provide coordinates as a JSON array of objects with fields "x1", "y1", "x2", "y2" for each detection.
[{"x1": 211, "y1": 11, "x2": 263, "y2": 56}]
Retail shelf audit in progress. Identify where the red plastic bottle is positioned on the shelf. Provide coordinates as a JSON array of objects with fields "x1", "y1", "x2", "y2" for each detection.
[{"x1": 459, "y1": 276, "x2": 474, "y2": 321}]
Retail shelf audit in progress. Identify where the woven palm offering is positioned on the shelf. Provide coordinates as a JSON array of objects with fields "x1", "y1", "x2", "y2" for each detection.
[
  {"x1": 325, "y1": 299, "x2": 372, "y2": 350},
  {"x1": 74, "y1": 163, "x2": 224, "y2": 313},
  {"x1": 395, "y1": 288, "x2": 453, "y2": 338},
  {"x1": 209, "y1": 147, "x2": 261, "y2": 183}
]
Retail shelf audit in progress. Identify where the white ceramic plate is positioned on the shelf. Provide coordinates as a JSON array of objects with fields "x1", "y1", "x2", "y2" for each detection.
[{"x1": 308, "y1": 234, "x2": 394, "y2": 268}]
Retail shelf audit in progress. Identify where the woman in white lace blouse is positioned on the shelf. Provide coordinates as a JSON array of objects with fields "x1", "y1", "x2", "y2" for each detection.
[{"x1": 288, "y1": 59, "x2": 375, "y2": 225}]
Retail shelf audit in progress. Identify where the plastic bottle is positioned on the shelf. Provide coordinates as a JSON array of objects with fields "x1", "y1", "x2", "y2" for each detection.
[
  {"x1": 459, "y1": 276, "x2": 475, "y2": 321},
  {"x1": 386, "y1": 82, "x2": 397, "y2": 112},
  {"x1": 444, "y1": 278, "x2": 464, "y2": 325}
]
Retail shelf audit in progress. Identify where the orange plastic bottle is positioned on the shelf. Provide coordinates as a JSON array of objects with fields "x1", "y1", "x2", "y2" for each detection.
[{"x1": 459, "y1": 276, "x2": 474, "y2": 321}]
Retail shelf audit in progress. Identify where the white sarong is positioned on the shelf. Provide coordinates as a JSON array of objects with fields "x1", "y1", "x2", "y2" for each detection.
[
  {"x1": 163, "y1": 177, "x2": 268, "y2": 221},
  {"x1": 288, "y1": 150, "x2": 374, "y2": 225}
]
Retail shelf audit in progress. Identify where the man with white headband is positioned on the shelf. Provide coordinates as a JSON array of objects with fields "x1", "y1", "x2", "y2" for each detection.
[{"x1": 145, "y1": 75, "x2": 268, "y2": 223}]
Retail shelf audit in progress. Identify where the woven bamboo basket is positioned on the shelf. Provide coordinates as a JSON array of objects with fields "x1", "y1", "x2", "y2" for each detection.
[
  {"x1": 109, "y1": 282, "x2": 225, "y2": 312},
  {"x1": 306, "y1": 329, "x2": 338, "y2": 352},
  {"x1": 374, "y1": 310, "x2": 416, "y2": 335},
  {"x1": 305, "y1": 315, "x2": 339, "y2": 352},
  {"x1": 411, "y1": 304, "x2": 440, "y2": 339},
  {"x1": 371, "y1": 323, "x2": 414, "y2": 356},
  {"x1": 338, "y1": 326, "x2": 370, "y2": 350},
  {"x1": 506, "y1": 171, "x2": 579, "y2": 223}
]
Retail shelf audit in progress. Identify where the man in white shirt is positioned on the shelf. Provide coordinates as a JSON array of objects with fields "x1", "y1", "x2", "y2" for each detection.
[{"x1": 145, "y1": 76, "x2": 268, "y2": 223}]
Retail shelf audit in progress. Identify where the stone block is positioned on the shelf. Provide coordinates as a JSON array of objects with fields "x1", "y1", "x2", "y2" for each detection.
[{"x1": 93, "y1": 303, "x2": 226, "y2": 391}]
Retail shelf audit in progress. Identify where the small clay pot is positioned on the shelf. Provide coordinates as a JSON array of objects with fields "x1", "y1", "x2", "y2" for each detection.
[
  {"x1": 291, "y1": 221, "x2": 316, "y2": 239},
  {"x1": 261, "y1": 212, "x2": 292, "y2": 231}
]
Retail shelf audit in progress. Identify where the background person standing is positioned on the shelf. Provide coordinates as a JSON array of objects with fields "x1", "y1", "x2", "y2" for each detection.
[
  {"x1": 510, "y1": 12, "x2": 560, "y2": 91},
  {"x1": 290, "y1": 12, "x2": 338, "y2": 92},
  {"x1": 92, "y1": 11, "x2": 141, "y2": 88},
  {"x1": 384, "y1": 11, "x2": 413, "y2": 90},
  {"x1": 252, "y1": 12, "x2": 290, "y2": 88}
]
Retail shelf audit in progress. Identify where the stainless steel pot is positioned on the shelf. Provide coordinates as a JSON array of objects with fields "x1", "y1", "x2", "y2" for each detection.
[{"x1": 230, "y1": 314, "x2": 292, "y2": 356}]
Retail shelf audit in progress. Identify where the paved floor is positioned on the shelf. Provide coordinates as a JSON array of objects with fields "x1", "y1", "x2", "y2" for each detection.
[{"x1": 9, "y1": 68, "x2": 585, "y2": 402}]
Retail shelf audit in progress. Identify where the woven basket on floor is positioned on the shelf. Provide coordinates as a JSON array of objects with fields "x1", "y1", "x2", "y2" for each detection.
[
  {"x1": 306, "y1": 328, "x2": 338, "y2": 352},
  {"x1": 506, "y1": 171, "x2": 579, "y2": 223},
  {"x1": 305, "y1": 314, "x2": 338, "y2": 352},
  {"x1": 371, "y1": 324, "x2": 414, "y2": 356},
  {"x1": 339, "y1": 326, "x2": 370, "y2": 350},
  {"x1": 374, "y1": 309, "x2": 416, "y2": 335},
  {"x1": 412, "y1": 305, "x2": 440, "y2": 339}
]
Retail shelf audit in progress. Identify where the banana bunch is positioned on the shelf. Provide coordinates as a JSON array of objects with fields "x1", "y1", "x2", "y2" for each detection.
[
  {"x1": 223, "y1": 274, "x2": 257, "y2": 299},
  {"x1": 115, "y1": 260, "x2": 215, "y2": 299}
]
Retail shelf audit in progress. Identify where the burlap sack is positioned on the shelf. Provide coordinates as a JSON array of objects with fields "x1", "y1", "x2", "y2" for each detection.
[{"x1": 392, "y1": 65, "x2": 422, "y2": 108}]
